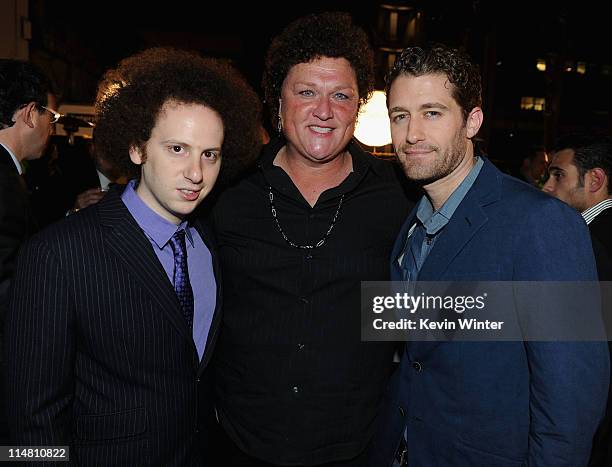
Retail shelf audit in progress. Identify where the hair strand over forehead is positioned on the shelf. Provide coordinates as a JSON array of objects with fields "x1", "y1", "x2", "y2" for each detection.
[
  {"x1": 385, "y1": 43, "x2": 482, "y2": 121},
  {"x1": 94, "y1": 47, "x2": 262, "y2": 183}
]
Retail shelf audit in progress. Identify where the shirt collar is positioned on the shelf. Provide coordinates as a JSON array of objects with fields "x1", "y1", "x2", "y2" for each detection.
[
  {"x1": 259, "y1": 138, "x2": 380, "y2": 203},
  {"x1": 97, "y1": 169, "x2": 112, "y2": 191},
  {"x1": 416, "y1": 156, "x2": 484, "y2": 236},
  {"x1": 0, "y1": 142, "x2": 23, "y2": 175},
  {"x1": 121, "y1": 179, "x2": 193, "y2": 248},
  {"x1": 582, "y1": 198, "x2": 612, "y2": 225}
]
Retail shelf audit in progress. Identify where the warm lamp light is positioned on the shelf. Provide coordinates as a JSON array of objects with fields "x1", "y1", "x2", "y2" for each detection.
[{"x1": 354, "y1": 90, "x2": 392, "y2": 147}]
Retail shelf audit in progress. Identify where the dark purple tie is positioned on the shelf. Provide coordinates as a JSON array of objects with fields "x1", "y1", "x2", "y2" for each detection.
[{"x1": 169, "y1": 230, "x2": 194, "y2": 330}]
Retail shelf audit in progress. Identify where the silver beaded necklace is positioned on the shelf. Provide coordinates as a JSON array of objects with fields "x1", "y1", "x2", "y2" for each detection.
[{"x1": 268, "y1": 186, "x2": 344, "y2": 249}]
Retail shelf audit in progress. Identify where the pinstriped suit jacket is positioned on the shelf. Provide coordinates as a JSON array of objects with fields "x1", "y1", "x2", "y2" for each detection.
[{"x1": 4, "y1": 186, "x2": 222, "y2": 466}]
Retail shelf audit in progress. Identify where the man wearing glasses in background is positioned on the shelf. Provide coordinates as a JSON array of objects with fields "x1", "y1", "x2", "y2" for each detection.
[{"x1": 0, "y1": 58, "x2": 57, "y2": 443}]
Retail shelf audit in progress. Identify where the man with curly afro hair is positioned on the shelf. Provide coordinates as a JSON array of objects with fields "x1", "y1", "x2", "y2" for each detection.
[
  {"x1": 211, "y1": 11, "x2": 412, "y2": 467},
  {"x1": 5, "y1": 47, "x2": 262, "y2": 466}
]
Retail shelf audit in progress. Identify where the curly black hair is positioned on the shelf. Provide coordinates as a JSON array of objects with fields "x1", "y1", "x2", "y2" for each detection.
[
  {"x1": 385, "y1": 43, "x2": 482, "y2": 121},
  {"x1": 0, "y1": 59, "x2": 54, "y2": 129},
  {"x1": 94, "y1": 47, "x2": 262, "y2": 182},
  {"x1": 262, "y1": 11, "x2": 374, "y2": 127}
]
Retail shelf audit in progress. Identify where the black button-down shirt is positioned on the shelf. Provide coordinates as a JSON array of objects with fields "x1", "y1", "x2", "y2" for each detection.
[{"x1": 211, "y1": 138, "x2": 412, "y2": 465}]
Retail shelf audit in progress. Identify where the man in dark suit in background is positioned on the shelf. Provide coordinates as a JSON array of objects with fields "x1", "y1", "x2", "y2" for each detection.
[
  {"x1": 66, "y1": 137, "x2": 127, "y2": 213},
  {"x1": 513, "y1": 145, "x2": 548, "y2": 188},
  {"x1": 370, "y1": 44, "x2": 609, "y2": 466},
  {"x1": 543, "y1": 134, "x2": 612, "y2": 279},
  {"x1": 0, "y1": 58, "x2": 56, "y2": 443},
  {"x1": 28, "y1": 134, "x2": 127, "y2": 225},
  {"x1": 543, "y1": 133, "x2": 612, "y2": 466},
  {"x1": 5, "y1": 48, "x2": 262, "y2": 465}
]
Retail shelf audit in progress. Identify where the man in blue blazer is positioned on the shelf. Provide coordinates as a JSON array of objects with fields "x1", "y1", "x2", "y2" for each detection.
[{"x1": 370, "y1": 44, "x2": 610, "y2": 466}]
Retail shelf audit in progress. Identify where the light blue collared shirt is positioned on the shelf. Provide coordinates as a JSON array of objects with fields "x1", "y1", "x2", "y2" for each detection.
[
  {"x1": 121, "y1": 179, "x2": 216, "y2": 360},
  {"x1": 400, "y1": 156, "x2": 484, "y2": 272}
]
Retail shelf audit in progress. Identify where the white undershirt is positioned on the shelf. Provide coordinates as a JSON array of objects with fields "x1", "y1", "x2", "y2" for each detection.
[{"x1": 582, "y1": 198, "x2": 612, "y2": 225}]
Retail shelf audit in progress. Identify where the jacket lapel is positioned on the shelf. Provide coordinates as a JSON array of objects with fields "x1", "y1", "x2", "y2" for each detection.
[
  {"x1": 417, "y1": 198, "x2": 488, "y2": 281},
  {"x1": 418, "y1": 159, "x2": 501, "y2": 281},
  {"x1": 98, "y1": 188, "x2": 194, "y2": 345},
  {"x1": 193, "y1": 219, "x2": 223, "y2": 373},
  {"x1": 405, "y1": 159, "x2": 502, "y2": 356}
]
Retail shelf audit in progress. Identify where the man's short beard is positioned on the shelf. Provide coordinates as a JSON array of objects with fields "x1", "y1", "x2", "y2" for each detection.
[
  {"x1": 396, "y1": 128, "x2": 468, "y2": 186},
  {"x1": 568, "y1": 183, "x2": 588, "y2": 212}
]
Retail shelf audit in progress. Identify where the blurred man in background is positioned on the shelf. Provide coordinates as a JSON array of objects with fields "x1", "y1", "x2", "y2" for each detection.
[
  {"x1": 543, "y1": 133, "x2": 612, "y2": 466},
  {"x1": 0, "y1": 58, "x2": 56, "y2": 443}
]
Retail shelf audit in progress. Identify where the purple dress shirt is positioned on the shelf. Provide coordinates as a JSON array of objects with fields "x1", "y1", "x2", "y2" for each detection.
[{"x1": 122, "y1": 180, "x2": 216, "y2": 359}]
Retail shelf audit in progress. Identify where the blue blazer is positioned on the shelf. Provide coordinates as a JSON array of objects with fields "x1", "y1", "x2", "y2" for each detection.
[{"x1": 369, "y1": 158, "x2": 610, "y2": 467}]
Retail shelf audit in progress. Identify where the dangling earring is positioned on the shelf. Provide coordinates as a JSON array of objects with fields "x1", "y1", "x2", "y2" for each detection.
[{"x1": 277, "y1": 99, "x2": 283, "y2": 135}]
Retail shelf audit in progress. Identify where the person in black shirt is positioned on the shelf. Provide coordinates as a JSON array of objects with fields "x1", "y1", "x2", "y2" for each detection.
[{"x1": 211, "y1": 12, "x2": 412, "y2": 467}]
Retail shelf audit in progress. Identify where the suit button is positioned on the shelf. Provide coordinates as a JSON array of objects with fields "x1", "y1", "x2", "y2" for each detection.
[
  {"x1": 299, "y1": 297, "x2": 309, "y2": 304},
  {"x1": 398, "y1": 406, "x2": 405, "y2": 417},
  {"x1": 292, "y1": 385, "x2": 300, "y2": 394},
  {"x1": 305, "y1": 253, "x2": 313, "y2": 260},
  {"x1": 298, "y1": 343, "x2": 305, "y2": 350},
  {"x1": 412, "y1": 361, "x2": 423, "y2": 372},
  {"x1": 196, "y1": 377, "x2": 201, "y2": 383}
]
